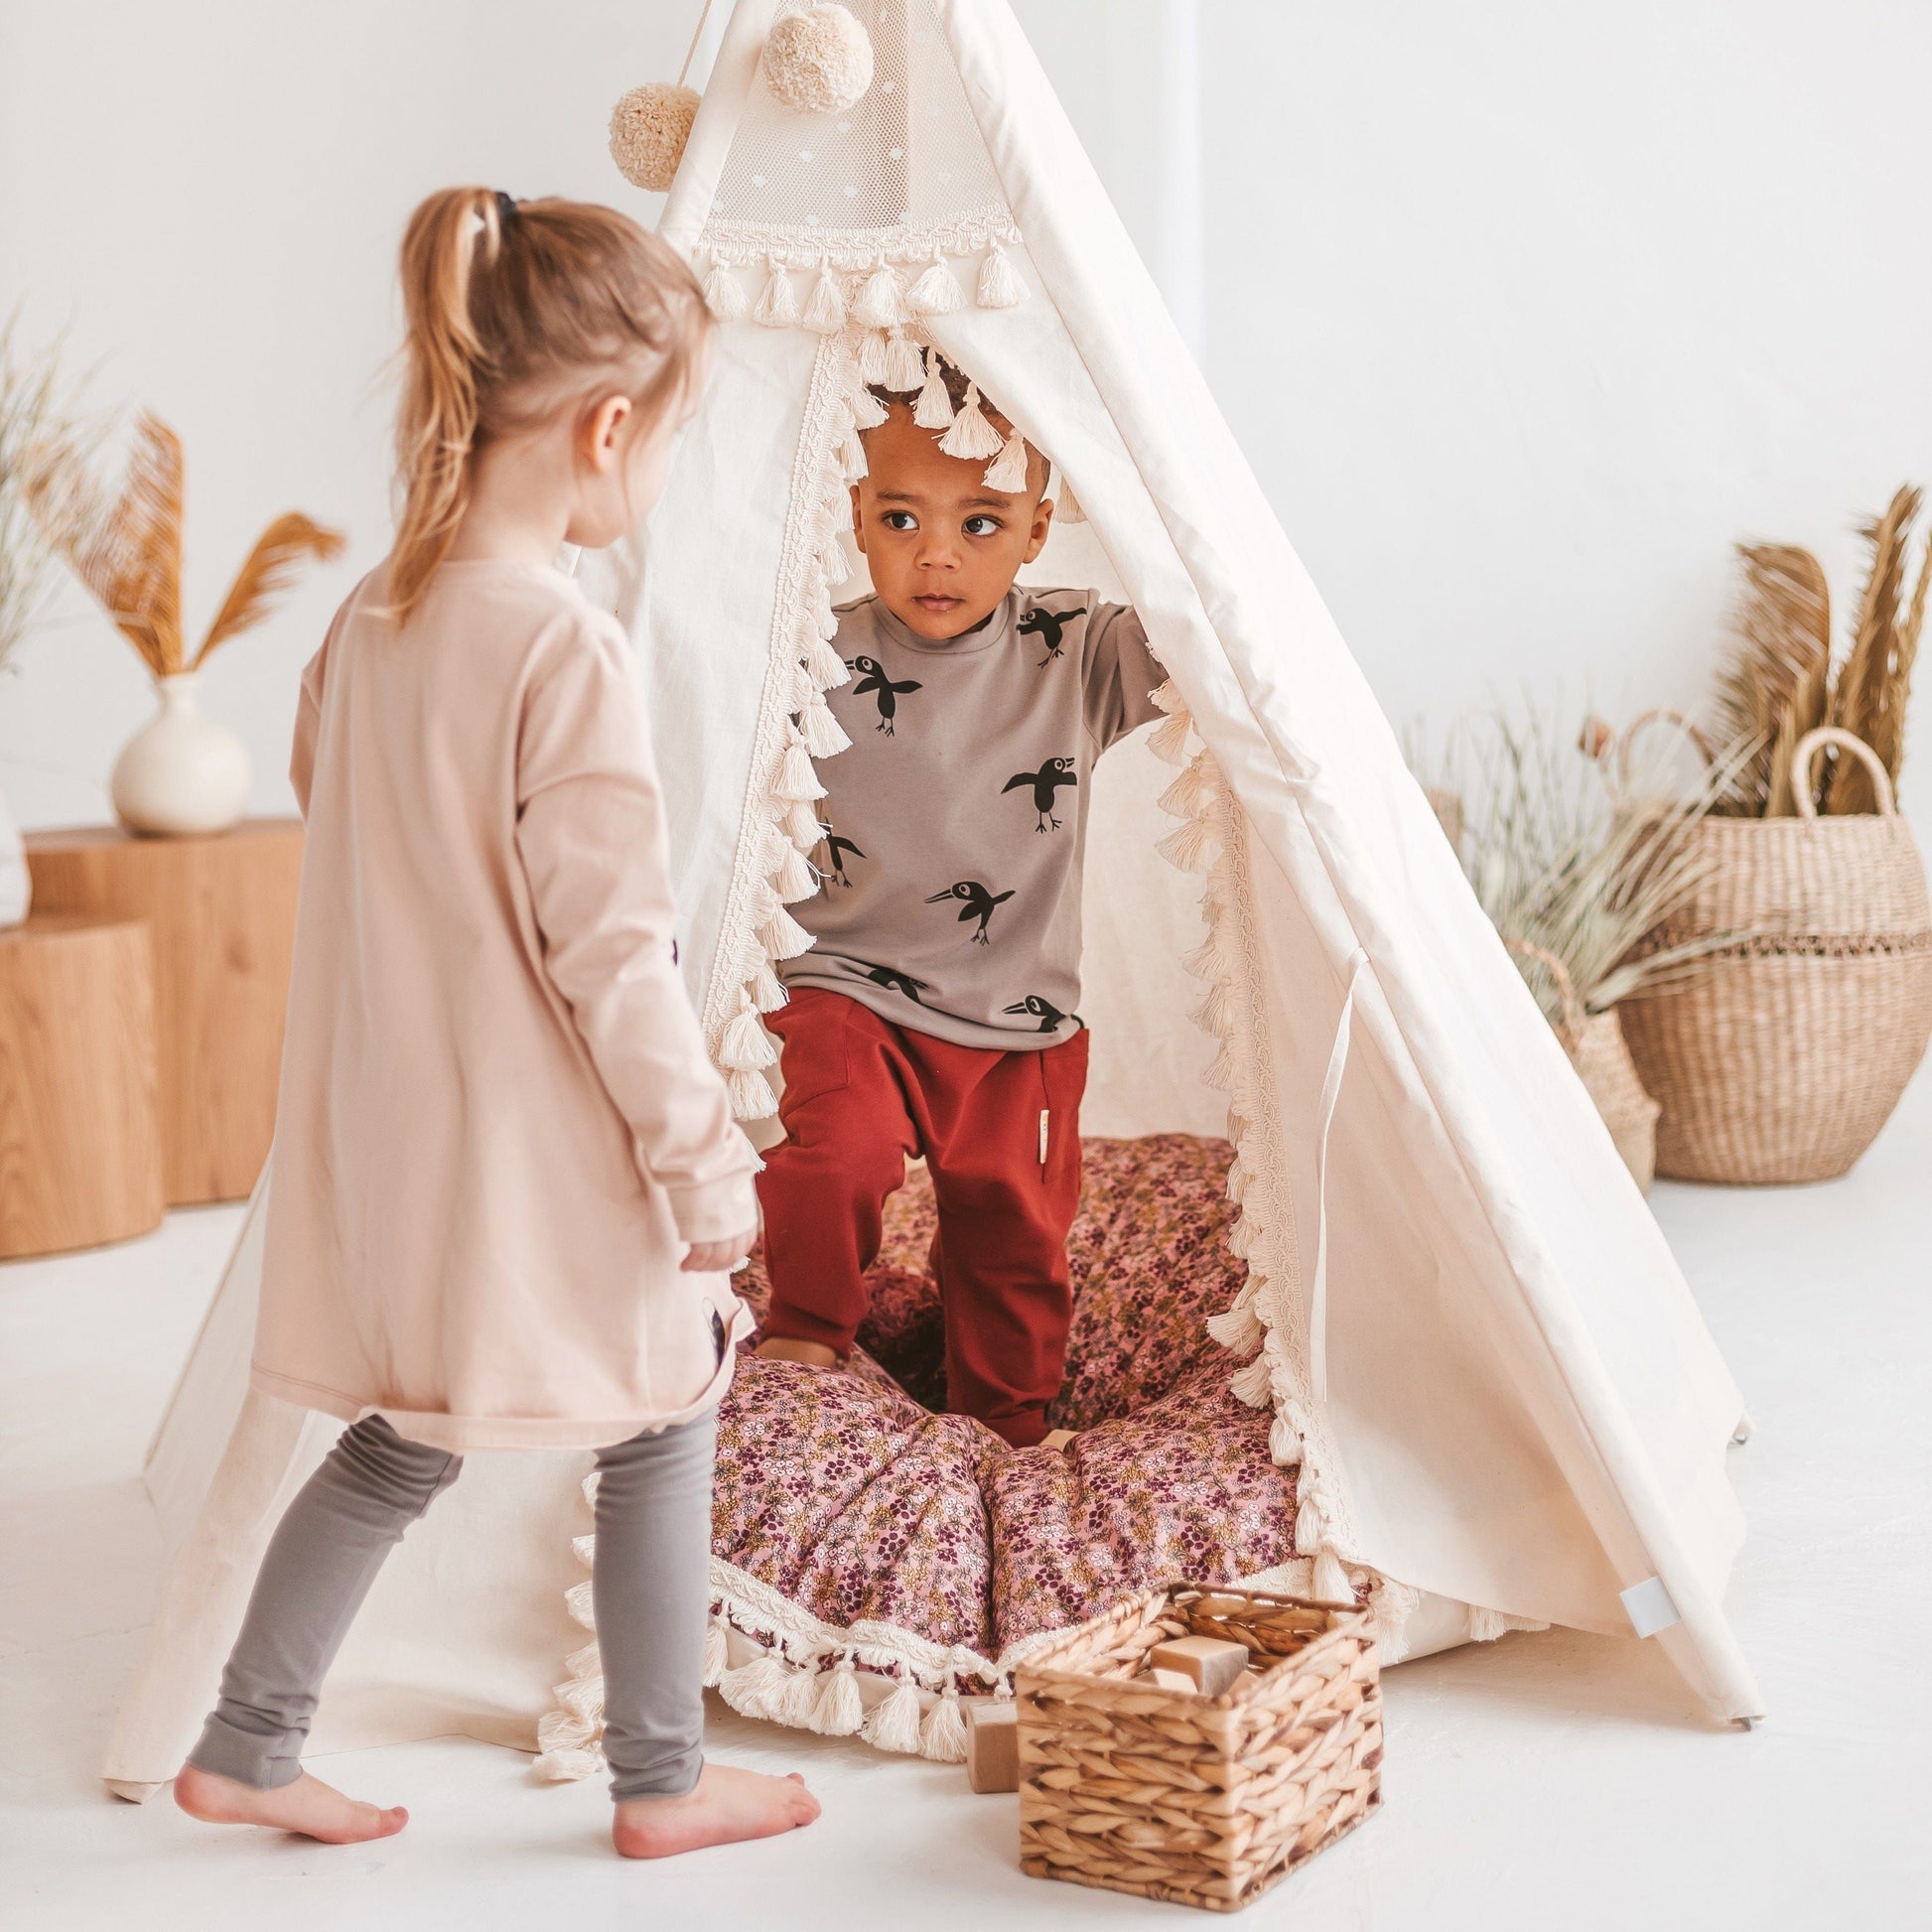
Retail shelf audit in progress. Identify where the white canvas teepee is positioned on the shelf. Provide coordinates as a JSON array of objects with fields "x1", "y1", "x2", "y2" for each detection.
[{"x1": 101, "y1": 0, "x2": 1760, "y2": 1797}]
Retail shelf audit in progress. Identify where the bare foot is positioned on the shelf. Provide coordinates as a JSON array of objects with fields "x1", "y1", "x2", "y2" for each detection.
[
  {"x1": 173, "y1": 1762, "x2": 407, "y2": 1845},
  {"x1": 755, "y1": 1336, "x2": 840, "y2": 1368},
  {"x1": 612, "y1": 1763, "x2": 820, "y2": 1860}
]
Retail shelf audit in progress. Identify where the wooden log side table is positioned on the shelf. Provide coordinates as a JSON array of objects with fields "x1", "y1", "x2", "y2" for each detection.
[
  {"x1": 0, "y1": 913, "x2": 165, "y2": 1258},
  {"x1": 26, "y1": 819, "x2": 303, "y2": 1205}
]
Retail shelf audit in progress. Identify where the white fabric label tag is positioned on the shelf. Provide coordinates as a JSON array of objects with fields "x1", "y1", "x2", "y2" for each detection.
[{"x1": 1620, "y1": 1576, "x2": 1681, "y2": 1639}]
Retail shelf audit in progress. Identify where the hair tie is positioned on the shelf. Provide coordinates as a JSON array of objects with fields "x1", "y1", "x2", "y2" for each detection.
[{"x1": 494, "y1": 191, "x2": 518, "y2": 229}]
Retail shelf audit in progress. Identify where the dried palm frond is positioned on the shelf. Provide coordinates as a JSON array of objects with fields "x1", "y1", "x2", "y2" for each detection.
[
  {"x1": 1828, "y1": 483, "x2": 1920, "y2": 812},
  {"x1": 29, "y1": 409, "x2": 342, "y2": 678},
  {"x1": 1711, "y1": 543, "x2": 1831, "y2": 817},
  {"x1": 201, "y1": 512, "x2": 345, "y2": 663},
  {"x1": 1438, "y1": 705, "x2": 1748, "y2": 1026}
]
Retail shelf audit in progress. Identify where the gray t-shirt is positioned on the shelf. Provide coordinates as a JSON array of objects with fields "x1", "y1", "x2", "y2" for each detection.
[{"x1": 780, "y1": 587, "x2": 1164, "y2": 1050}]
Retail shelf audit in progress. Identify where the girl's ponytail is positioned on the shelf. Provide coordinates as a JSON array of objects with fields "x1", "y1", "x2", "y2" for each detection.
[
  {"x1": 390, "y1": 187, "x2": 504, "y2": 621},
  {"x1": 385, "y1": 186, "x2": 706, "y2": 623}
]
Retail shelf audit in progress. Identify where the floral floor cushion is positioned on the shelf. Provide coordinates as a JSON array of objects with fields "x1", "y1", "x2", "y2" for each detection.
[{"x1": 539, "y1": 1134, "x2": 1297, "y2": 1772}]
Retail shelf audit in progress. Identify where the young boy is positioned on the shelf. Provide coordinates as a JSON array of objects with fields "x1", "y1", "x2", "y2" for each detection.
[{"x1": 755, "y1": 362, "x2": 1164, "y2": 1447}]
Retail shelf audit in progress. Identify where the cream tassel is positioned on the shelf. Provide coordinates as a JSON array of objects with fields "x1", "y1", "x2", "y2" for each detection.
[
  {"x1": 748, "y1": 958, "x2": 789, "y2": 1013},
  {"x1": 701, "y1": 254, "x2": 748, "y2": 321},
  {"x1": 1466, "y1": 1606, "x2": 1512, "y2": 1644},
  {"x1": 776, "y1": 1660, "x2": 823, "y2": 1728},
  {"x1": 719, "y1": 1652, "x2": 793, "y2": 1722},
  {"x1": 799, "y1": 691, "x2": 851, "y2": 758},
  {"x1": 774, "y1": 740, "x2": 826, "y2": 802},
  {"x1": 1148, "y1": 706, "x2": 1192, "y2": 763},
  {"x1": 760, "y1": 900, "x2": 814, "y2": 962},
  {"x1": 718, "y1": 1003, "x2": 777, "y2": 1072},
  {"x1": 851, "y1": 263, "x2": 907, "y2": 330},
  {"x1": 817, "y1": 536, "x2": 851, "y2": 587},
  {"x1": 1270, "y1": 1410, "x2": 1304, "y2": 1465},
  {"x1": 855, "y1": 329, "x2": 890, "y2": 385},
  {"x1": 771, "y1": 839, "x2": 818, "y2": 902},
  {"x1": 849, "y1": 384, "x2": 889, "y2": 431},
  {"x1": 801, "y1": 263, "x2": 846, "y2": 334},
  {"x1": 1311, "y1": 1550, "x2": 1355, "y2": 1604},
  {"x1": 809, "y1": 1657, "x2": 865, "y2": 1735},
  {"x1": 702, "y1": 1617, "x2": 729, "y2": 1688},
  {"x1": 937, "y1": 382, "x2": 1003, "y2": 462},
  {"x1": 862, "y1": 1678, "x2": 925, "y2": 1754},
  {"x1": 839, "y1": 428, "x2": 868, "y2": 482},
  {"x1": 1228, "y1": 1350, "x2": 1275, "y2": 1407},
  {"x1": 1157, "y1": 814, "x2": 1216, "y2": 872},
  {"x1": 983, "y1": 427, "x2": 1029, "y2": 493},
  {"x1": 912, "y1": 349, "x2": 954, "y2": 430},
  {"x1": 883, "y1": 330, "x2": 925, "y2": 392},
  {"x1": 918, "y1": 1683, "x2": 969, "y2": 1763},
  {"x1": 784, "y1": 798, "x2": 827, "y2": 849},
  {"x1": 726, "y1": 1066, "x2": 777, "y2": 1119},
  {"x1": 905, "y1": 247, "x2": 966, "y2": 317},
  {"x1": 976, "y1": 243, "x2": 1026, "y2": 309},
  {"x1": 1206, "y1": 1299, "x2": 1263, "y2": 1358},
  {"x1": 754, "y1": 258, "x2": 799, "y2": 328},
  {"x1": 805, "y1": 632, "x2": 850, "y2": 689}
]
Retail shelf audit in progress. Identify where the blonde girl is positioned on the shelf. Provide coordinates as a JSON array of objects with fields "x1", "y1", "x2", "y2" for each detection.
[{"x1": 172, "y1": 188, "x2": 818, "y2": 1859}]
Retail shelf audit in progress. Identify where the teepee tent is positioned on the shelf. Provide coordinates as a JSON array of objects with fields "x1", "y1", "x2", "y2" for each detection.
[{"x1": 102, "y1": 0, "x2": 1759, "y2": 1796}]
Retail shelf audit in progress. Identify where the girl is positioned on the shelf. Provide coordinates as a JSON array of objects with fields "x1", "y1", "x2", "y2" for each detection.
[{"x1": 171, "y1": 188, "x2": 819, "y2": 1859}]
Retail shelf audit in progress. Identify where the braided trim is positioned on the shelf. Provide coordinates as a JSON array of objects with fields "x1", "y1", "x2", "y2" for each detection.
[{"x1": 699, "y1": 203, "x2": 1020, "y2": 270}]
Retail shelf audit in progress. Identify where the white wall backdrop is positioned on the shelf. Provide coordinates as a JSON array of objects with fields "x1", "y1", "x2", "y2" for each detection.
[{"x1": 3, "y1": 0, "x2": 1927, "y2": 827}]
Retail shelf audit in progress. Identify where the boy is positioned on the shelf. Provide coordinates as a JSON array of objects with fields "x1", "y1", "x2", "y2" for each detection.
[{"x1": 755, "y1": 361, "x2": 1163, "y2": 1447}]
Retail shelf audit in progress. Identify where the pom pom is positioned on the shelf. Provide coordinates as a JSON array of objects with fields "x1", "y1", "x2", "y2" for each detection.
[
  {"x1": 609, "y1": 81, "x2": 699, "y2": 194},
  {"x1": 862, "y1": 1678, "x2": 925, "y2": 1755},
  {"x1": 918, "y1": 1684, "x2": 969, "y2": 1763},
  {"x1": 983, "y1": 427, "x2": 1029, "y2": 493},
  {"x1": 852, "y1": 265, "x2": 907, "y2": 331},
  {"x1": 801, "y1": 263, "x2": 846, "y2": 334},
  {"x1": 701, "y1": 255, "x2": 748, "y2": 321},
  {"x1": 937, "y1": 382, "x2": 1003, "y2": 462},
  {"x1": 912, "y1": 350, "x2": 954, "y2": 430},
  {"x1": 977, "y1": 243, "x2": 1027, "y2": 309},
  {"x1": 883, "y1": 330, "x2": 925, "y2": 392},
  {"x1": 906, "y1": 250, "x2": 966, "y2": 318},
  {"x1": 763, "y1": 3, "x2": 875, "y2": 116},
  {"x1": 754, "y1": 258, "x2": 799, "y2": 328}
]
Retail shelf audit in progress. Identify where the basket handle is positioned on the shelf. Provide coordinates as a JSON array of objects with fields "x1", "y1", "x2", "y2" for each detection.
[
  {"x1": 1615, "y1": 707, "x2": 1717, "y2": 795},
  {"x1": 1791, "y1": 726, "x2": 1896, "y2": 819},
  {"x1": 1504, "y1": 937, "x2": 1583, "y2": 1045}
]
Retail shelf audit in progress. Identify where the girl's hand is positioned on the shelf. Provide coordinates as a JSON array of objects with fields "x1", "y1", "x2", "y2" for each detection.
[{"x1": 681, "y1": 1229, "x2": 756, "y2": 1274}]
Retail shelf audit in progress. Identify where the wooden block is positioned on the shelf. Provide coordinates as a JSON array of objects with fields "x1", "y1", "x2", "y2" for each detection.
[
  {"x1": 1147, "y1": 1634, "x2": 1250, "y2": 1698},
  {"x1": 27, "y1": 820, "x2": 302, "y2": 1204},
  {"x1": 1039, "y1": 1429, "x2": 1077, "y2": 1451},
  {"x1": 965, "y1": 1699, "x2": 1019, "y2": 1793},
  {"x1": 0, "y1": 913, "x2": 164, "y2": 1258},
  {"x1": 1144, "y1": 1666, "x2": 1196, "y2": 1693}
]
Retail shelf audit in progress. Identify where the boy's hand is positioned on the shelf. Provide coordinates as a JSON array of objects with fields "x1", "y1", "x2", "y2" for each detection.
[{"x1": 682, "y1": 1229, "x2": 757, "y2": 1274}]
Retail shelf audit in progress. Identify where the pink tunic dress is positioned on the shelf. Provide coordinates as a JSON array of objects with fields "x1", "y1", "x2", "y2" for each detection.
[{"x1": 251, "y1": 560, "x2": 757, "y2": 1450}]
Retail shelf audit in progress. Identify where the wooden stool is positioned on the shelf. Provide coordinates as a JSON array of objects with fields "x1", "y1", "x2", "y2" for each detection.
[
  {"x1": 27, "y1": 820, "x2": 303, "y2": 1204},
  {"x1": 0, "y1": 913, "x2": 165, "y2": 1258}
]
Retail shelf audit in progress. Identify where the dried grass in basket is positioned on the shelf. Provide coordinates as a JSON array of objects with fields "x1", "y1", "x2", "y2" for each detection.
[
  {"x1": 1015, "y1": 1583, "x2": 1382, "y2": 1914},
  {"x1": 1616, "y1": 717, "x2": 1932, "y2": 1182},
  {"x1": 1506, "y1": 938, "x2": 1660, "y2": 1190}
]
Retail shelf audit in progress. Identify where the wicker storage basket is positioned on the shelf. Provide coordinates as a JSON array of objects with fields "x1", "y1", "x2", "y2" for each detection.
[
  {"x1": 1015, "y1": 1584, "x2": 1382, "y2": 1914},
  {"x1": 1506, "y1": 939, "x2": 1661, "y2": 1191},
  {"x1": 1615, "y1": 724, "x2": 1932, "y2": 1183}
]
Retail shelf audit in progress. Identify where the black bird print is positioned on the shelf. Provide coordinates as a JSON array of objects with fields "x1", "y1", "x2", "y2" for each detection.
[
  {"x1": 1017, "y1": 606, "x2": 1085, "y2": 666},
  {"x1": 1003, "y1": 995, "x2": 1079, "y2": 1035},
  {"x1": 847, "y1": 654, "x2": 921, "y2": 734},
  {"x1": 816, "y1": 823, "x2": 864, "y2": 888},
  {"x1": 842, "y1": 961, "x2": 928, "y2": 1003},
  {"x1": 1003, "y1": 756, "x2": 1079, "y2": 832},
  {"x1": 926, "y1": 880, "x2": 1014, "y2": 946}
]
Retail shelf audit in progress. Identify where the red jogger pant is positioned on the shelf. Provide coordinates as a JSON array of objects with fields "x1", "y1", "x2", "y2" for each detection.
[{"x1": 757, "y1": 987, "x2": 1089, "y2": 1448}]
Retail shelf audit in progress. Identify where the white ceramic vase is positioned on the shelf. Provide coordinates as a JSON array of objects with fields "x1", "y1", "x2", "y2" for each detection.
[
  {"x1": 111, "y1": 672, "x2": 251, "y2": 838},
  {"x1": 0, "y1": 782, "x2": 28, "y2": 926}
]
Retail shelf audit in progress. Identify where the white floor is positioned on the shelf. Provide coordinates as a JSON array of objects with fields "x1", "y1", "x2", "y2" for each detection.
[{"x1": 4, "y1": 1079, "x2": 1930, "y2": 1932}]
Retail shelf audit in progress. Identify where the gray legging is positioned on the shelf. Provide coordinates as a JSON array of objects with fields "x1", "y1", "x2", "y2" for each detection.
[{"x1": 188, "y1": 1408, "x2": 716, "y2": 1804}]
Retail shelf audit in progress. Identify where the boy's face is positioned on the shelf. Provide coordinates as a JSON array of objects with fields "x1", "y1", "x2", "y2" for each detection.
[{"x1": 851, "y1": 406, "x2": 1053, "y2": 641}]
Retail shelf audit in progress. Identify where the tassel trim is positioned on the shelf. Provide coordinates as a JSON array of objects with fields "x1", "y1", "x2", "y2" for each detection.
[{"x1": 937, "y1": 382, "x2": 1004, "y2": 462}]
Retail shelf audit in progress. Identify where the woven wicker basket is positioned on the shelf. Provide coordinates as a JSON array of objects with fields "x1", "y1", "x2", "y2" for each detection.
[
  {"x1": 1506, "y1": 939, "x2": 1661, "y2": 1191},
  {"x1": 1615, "y1": 722, "x2": 1932, "y2": 1183},
  {"x1": 1015, "y1": 1583, "x2": 1382, "y2": 1914}
]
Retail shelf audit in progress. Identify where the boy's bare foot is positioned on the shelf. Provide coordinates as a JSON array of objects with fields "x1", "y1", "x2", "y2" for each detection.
[
  {"x1": 173, "y1": 1762, "x2": 407, "y2": 1844},
  {"x1": 755, "y1": 1336, "x2": 840, "y2": 1368},
  {"x1": 612, "y1": 1763, "x2": 820, "y2": 1859}
]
